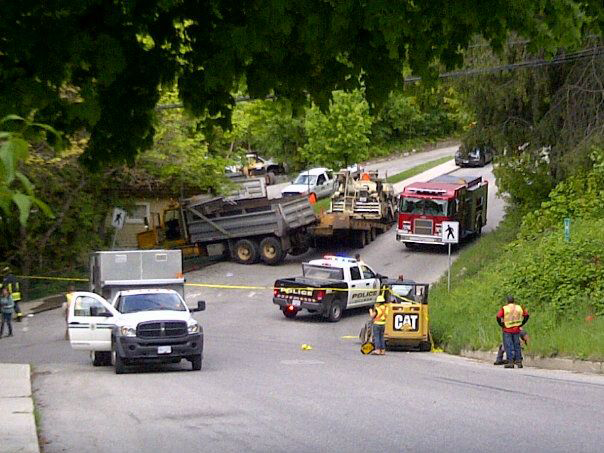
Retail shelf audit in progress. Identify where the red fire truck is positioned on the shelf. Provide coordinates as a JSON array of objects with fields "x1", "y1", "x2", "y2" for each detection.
[{"x1": 396, "y1": 175, "x2": 488, "y2": 247}]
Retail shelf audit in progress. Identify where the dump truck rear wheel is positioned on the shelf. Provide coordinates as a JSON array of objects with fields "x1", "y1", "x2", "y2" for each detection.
[
  {"x1": 232, "y1": 239, "x2": 259, "y2": 264},
  {"x1": 259, "y1": 237, "x2": 285, "y2": 265}
]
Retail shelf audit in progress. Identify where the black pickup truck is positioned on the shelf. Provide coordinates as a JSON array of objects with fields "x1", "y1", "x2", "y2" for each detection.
[{"x1": 272, "y1": 255, "x2": 382, "y2": 322}]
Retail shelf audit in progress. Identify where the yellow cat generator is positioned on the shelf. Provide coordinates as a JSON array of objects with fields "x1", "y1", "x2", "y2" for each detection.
[{"x1": 360, "y1": 280, "x2": 431, "y2": 353}]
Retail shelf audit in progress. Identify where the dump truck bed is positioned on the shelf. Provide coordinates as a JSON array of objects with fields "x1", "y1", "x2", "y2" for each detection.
[{"x1": 184, "y1": 195, "x2": 317, "y2": 243}]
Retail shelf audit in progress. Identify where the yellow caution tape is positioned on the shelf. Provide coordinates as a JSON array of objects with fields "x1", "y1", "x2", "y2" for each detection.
[
  {"x1": 16, "y1": 275, "x2": 89, "y2": 282},
  {"x1": 15, "y1": 275, "x2": 384, "y2": 293}
]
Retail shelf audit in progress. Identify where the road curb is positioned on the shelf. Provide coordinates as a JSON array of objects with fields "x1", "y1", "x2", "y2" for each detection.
[
  {"x1": 460, "y1": 349, "x2": 604, "y2": 374},
  {"x1": 0, "y1": 363, "x2": 40, "y2": 453}
]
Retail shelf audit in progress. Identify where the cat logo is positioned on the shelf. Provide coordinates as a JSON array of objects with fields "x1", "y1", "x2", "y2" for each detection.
[{"x1": 393, "y1": 314, "x2": 419, "y2": 332}]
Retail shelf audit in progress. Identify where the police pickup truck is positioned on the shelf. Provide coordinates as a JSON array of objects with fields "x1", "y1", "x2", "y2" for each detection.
[
  {"x1": 272, "y1": 255, "x2": 381, "y2": 322},
  {"x1": 68, "y1": 289, "x2": 205, "y2": 374}
]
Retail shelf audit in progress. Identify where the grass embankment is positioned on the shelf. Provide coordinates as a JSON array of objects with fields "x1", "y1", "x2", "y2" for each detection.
[
  {"x1": 430, "y1": 212, "x2": 604, "y2": 361},
  {"x1": 312, "y1": 155, "x2": 454, "y2": 213}
]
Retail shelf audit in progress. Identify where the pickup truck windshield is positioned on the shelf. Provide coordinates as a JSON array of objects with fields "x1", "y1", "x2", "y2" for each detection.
[
  {"x1": 120, "y1": 293, "x2": 187, "y2": 313},
  {"x1": 400, "y1": 197, "x2": 448, "y2": 216},
  {"x1": 302, "y1": 264, "x2": 344, "y2": 280},
  {"x1": 294, "y1": 174, "x2": 318, "y2": 185}
]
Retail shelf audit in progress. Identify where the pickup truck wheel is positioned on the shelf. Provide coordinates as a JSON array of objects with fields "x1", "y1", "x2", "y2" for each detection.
[
  {"x1": 233, "y1": 239, "x2": 259, "y2": 264},
  {"x1": 111, "y1": 341, "x2": 126, "y2": 375},
  {"x1": 259, "y1": 237, "x2": 285, "y2": 265},
  {"x1": 327, "y1": 302, "x2": 344, "y2": 322},
  {"x1": 92, "y1": 351, "x2": 111, "y2": 367},
  {"x1": 404, "y1": 242, "x2": 415, "y2": 249},
  {"x1": 282, "y1": 307, "x2": 298, "y2": 319},
  {"x1": 191, "y1": 354, "x2": 202, "y2": 371}
]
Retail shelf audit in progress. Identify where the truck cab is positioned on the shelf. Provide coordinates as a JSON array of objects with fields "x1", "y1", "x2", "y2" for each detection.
[
  {"x1": 396, "y1": 175, "x2": 488, "y2": 246},
  {"x1": 68, "y1": 289, "x2": 206, "y2": 374},
  {"x1": 273, "y1": 255, "x2": 381, "y2": 322}
]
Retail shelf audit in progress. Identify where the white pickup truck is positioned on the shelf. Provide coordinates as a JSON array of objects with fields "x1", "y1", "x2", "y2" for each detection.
[
  {"x1": 68, "y1": 289, "x2": 205, "y2": 374},
  {"x1": 272, "y1": 255, "x2": 382, "y2": 321}
]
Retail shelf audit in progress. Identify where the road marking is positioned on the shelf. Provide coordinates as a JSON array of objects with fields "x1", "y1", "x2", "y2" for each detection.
[
  {"x1": 341, "y1": 335, "x2": 357, "y2": 340},
  {"x1": 281, "y1": 360, "x2": 325, "y2": 365}
]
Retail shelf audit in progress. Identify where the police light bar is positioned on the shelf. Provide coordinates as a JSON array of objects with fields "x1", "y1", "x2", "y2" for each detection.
[{"x1": 323, "y1": 255, "x2": 357, "y2": 263}]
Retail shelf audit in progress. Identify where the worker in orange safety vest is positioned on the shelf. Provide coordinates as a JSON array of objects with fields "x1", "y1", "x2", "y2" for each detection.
[{"x1": 496, "y1": 296, "x2": 529, "y2": 369}]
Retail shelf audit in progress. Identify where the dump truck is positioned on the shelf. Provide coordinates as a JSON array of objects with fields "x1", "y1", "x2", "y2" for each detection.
[
  {"x1": 137, "y1": 192, "x2": 317, "y2": 265},
  {"x1": 310, "y1": 170, "x2": 397, "y2": 247},
  {"x1": 396, "y1": 174, "x2": 488, "y2": 247}
]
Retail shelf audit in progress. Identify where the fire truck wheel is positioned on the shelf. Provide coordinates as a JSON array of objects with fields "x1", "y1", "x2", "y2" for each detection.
[
  {"x1": 232, "y1": 239, "x2": 260, "y2": 264},
  {"x1": 282, "y1": 308, "x2": 298, "y2": 319},
  {"x1": 259, "y1": 237, "x2": 285, "y2": 265}
]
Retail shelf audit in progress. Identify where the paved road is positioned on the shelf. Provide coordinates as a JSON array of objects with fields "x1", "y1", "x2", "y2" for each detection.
[{"x1": 2, "y1": 154, "x2": 604, "y2": 452}]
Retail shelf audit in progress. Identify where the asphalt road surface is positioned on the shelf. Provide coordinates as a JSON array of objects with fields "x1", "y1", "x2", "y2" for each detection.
[{"x1": 2, "y1": 153, "x2": 604, "y2": 452}]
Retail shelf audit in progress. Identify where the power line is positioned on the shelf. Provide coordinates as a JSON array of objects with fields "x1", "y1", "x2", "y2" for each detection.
[{"x1": 403, "y1": 46, "x2": 604, "y2": 82}]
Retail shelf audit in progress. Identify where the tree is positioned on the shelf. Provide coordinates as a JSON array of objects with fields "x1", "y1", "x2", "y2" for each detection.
[
  {"x1": 0, "y1": 116, "x2": 54, "y2": 225},
  {"x1": 301, "y1": 90, "x2": 372, "y2": 168},
  {"x1": 1, "y1": 0, "x2": 599, "y2": 167}
]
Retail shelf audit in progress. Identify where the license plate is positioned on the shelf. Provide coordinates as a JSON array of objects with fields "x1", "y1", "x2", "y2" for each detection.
[
  {"x1": 157, "y1": 346, "x2": 172, "y2": 354},
  {"x1": 292, "y1": 299, "x2": 301, "y2": 307}
]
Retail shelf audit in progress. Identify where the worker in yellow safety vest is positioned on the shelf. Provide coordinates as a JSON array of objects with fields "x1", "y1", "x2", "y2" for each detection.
[
  {"x1": 496, "y1": 296, "x2": 529, "y2": 369},
  {"x1": 369, "y1": 295, "x2": 389, "y2": 355},
  {"x1": 1, "y1": 267, "x2": 23, "y2": 322}
]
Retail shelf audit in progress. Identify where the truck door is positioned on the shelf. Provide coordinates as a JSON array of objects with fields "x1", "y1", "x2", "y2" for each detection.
[
  {"x1": 357, "y1": 265, "x2": 380, "y2": 306},
  {"x1": 348, "y1": 265, "x2": 365, "y2": 307},
  {"x1": 68, "y1": 292, "x2": 119, "y2": 351}
]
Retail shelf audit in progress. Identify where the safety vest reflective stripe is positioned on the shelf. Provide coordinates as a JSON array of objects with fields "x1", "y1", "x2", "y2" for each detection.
[
  {"x1": 6, "y1": 283, "x2": 21, "y2": 302},
  {"x1": 503, "y1": 304, "x2": 523, "y2": 328},
  {"x1": 374, "y1": 304, "x2": 388, "y2": 325}
]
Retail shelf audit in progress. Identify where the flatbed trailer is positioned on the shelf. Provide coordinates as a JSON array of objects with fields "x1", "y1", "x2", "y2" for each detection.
[{"x1": 310, "y1": 170, "x2": 396, "y2": 248}]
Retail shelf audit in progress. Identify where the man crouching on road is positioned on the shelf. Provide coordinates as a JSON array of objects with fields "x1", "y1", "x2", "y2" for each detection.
[{"x1": 496, "y1": 296, "x2": 529, "y2": 368}]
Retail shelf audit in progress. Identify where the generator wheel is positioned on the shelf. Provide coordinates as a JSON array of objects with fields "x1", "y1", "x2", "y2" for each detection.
[
  {"x1": 361, "y1": 342, "x2": 375, "y2": 355},
  {"x1": 259, "y1": 237, "x2": 285, "y2": 265},
  {"x1": 232, "y1": 239, "x2": 259, "y2": 264}
]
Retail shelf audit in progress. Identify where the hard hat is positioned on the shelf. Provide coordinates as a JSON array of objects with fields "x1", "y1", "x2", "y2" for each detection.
[{"x1": 376, "y1": 295, "x2": 386, "y2": 303}]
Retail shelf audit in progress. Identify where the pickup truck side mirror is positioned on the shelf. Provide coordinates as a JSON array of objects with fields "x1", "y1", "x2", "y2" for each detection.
[{"x1": 191, "y1": 300, "x2": 206, "y2": 312}]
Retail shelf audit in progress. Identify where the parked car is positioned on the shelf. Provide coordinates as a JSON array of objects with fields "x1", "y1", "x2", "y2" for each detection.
[
  {"x1": 455, "y1": 146, "x2": 494, "y2": 167},
  {"x1": 281, "y1": 167, "x2": 337, "y2": 199}
]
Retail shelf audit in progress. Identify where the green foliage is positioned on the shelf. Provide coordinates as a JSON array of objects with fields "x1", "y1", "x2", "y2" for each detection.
[
  {"x1": 0, "y1": 116, "x2": 56, "y2": 225},
  {"x1": 137, "y1": 89, "x2": 231, "y2": 194},
  {"x1": 372, "y1": 86, "x2": 469, "y2": 144},
  {"x1": 519, "y1": 147, "x2": 604, "y2": 237},
  {"x1": 301, "y1": 90, "x2": 372, "y2": 168},
  {"x1": 1, "y1": 0, "x2": 598, "y2": 166}
]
